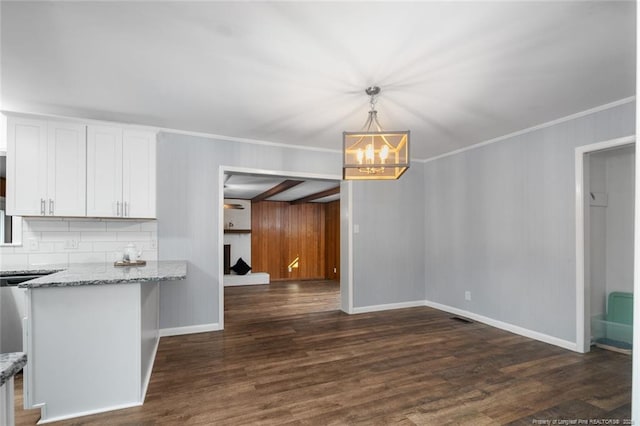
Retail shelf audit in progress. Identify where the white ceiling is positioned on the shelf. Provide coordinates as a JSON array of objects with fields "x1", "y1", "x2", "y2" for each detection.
[
  {"x1": 1, "y1": 1, "x2": 635, "y2": 160},
  {"x1": 224, "y1": 173, "x2": 340, "y2": 203}
]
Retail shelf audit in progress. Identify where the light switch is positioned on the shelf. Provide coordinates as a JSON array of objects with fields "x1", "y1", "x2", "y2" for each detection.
[{"x1": 353, "y1": 224, "x2": 360, "y2": 234}]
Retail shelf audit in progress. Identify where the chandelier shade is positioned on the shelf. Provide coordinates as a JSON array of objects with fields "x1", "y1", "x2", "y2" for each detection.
[{"x1": 342, "y1": 87, "x2": 410, "y2": 180}]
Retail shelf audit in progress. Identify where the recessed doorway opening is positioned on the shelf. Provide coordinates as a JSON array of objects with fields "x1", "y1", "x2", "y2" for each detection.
[
  {"x1": 218, "y1": 166, "x2": 352, "y2": 329},
  {"x1": 576, "y1": 135, "x2": 635, "y2": 354}
]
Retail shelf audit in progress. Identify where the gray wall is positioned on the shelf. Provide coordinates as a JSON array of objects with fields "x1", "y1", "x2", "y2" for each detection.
[
  {"x1": 423, "y1": 101, "x2": 635, "y2": 342},
  {"x1": 351, "y1": 166, "x2": 426, "y2": 307},
  {"x1": 157, "y1": 132, "x2": 426, "y2": 328}
]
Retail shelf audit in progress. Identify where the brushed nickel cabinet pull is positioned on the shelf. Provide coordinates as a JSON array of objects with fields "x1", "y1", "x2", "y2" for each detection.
[
  {"x1": 40, "y1": 198, "x2": 45, "y2": 215},
  {"x1": 124, "y1": 202, "x2": 129, "y2": 217},
  {"x1": 117, "y1": 201, "x2": 121, "y2": 217},
  {"x1": 49, "y1": 199, "x2": 54, "y2": 215}
]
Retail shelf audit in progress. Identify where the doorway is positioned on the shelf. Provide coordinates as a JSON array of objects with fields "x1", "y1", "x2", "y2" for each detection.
[
  {"x1": 576, "y1": 135, "x2": 635, "y2": 353},
  {"x1": 218, "y1": 166, "x2": 352, "y2": 329}
]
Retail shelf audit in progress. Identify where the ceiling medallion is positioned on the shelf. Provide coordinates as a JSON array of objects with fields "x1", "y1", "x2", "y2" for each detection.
[{"x1": 343, "y1": 86, "x2": 410, "y2": 180}]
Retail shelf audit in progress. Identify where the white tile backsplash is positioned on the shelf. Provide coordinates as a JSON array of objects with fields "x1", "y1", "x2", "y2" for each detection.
[
  {"x1": 28, "y1": 253, "x2": 69, "y2": 266},
  {"x1": 106, "y1": 221, "x2": 142, "y2": 232},
  {"x1": 69, "y1": 221, "x2": 108, "y2": 232},
  {"x1": 24, "y1": 219, "x2": 70, "y2": 232},
  {"x1": 0, "y1": 218, "x2": 158, "y2": 269},
  {"x1": 41, "y1": 231, "x2": 81, "y2": 241},
  {"x1": 1, "y1": 253, "x2": 29, "y2": 267},
  {"x1": 80, "y1": 231, "x2": 117, "y2": 241}
]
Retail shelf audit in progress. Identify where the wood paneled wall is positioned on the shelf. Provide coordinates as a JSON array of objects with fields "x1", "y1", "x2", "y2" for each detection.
[
  {"x1": 252, "y1": 200, "x2": 340, "y2": 281},
  {"x1": 324, "y1": 200, "x2": 340, "y2": 280}
]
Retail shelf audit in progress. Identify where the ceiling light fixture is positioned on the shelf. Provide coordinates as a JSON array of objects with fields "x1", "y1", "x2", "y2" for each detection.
[{"x1": 343, "y1": 86, "x2": 409, "y2": 180}]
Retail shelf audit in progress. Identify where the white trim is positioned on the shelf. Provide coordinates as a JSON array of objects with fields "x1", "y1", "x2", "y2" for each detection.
[
  {"x1": 157, "y1": 127, "x2": 340, "y2": 154},
  {"x1": 37, "y1": 401, "x2": 143, "y2": 425},
  {"x1": 5, "y1": 97, "x2": 634, "y2": 163},
  {"x1": 2, "y1": 110, "x2": 339, "y2": 155},
  {"x1": 422, "y1": 97, "x2": 636, "y2": 164},
  {"x1": 574, "y1": 135, "x2": 636, "y2": 354},
  {"x1": 352, "y1": 300, "x2": 426, "y2": 314},
  {"x1": 349, "y1": 299, "x2": 578, "y2": 351},
  {"x1": 221, "y1": 166, "x2": 342, "y2": 182},
  {"x1": 218, "y1": 166, "x2": 226, "y2": 331},
  {"x1": 423, "y1": 300, "x2": 578, "y2": 352},
  {"x1": 634, "y1": 13, "x2": 640, "y2": 419},
  {"x1": 343, "y1": 180, "x2": 354, "y2": 314},
  {"x1": 2, "y1": 110, "x2": 158, "y2": 133},
  {"x1": 159, "y1": 323, "x2": 221, "y2": 337}
]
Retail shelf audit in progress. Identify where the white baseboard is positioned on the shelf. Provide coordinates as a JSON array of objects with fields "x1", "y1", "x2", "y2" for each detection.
[
  {"x1": 37, "y1": 401, "x2": 143, "y2": 424},
  {"x1": 352, "y1": 300, "x2": 426, "y2": 314},
  {"x1": 350, "y1": 299, "x2": 578, "y2": 352},
  {"x1": 159, "y1": 323, "x2": 221, "y2": 337},
  {"x1": 423, "y1": 300, "x2": 578, "y2": 352}
]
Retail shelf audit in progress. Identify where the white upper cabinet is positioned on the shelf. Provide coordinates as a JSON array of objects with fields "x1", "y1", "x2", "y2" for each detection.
[
  {"x1": 7, "y1": 117, "x2": 86, "y2": 217},
  {"x1": 47, "y1": 122, "x2": 87, "y2": 217},
  {"x1": 123, "y1": 130, "x2": 156, "y2": 219},
  {"x1": 87, "y1": 125, "x2": 123, "y2": 217},
  {"x1": 7, "y1": 117, "x2": 47, "y2": 216},
  {"x1": 87, "y1": 125, "x2": 156, "y2": 218}
]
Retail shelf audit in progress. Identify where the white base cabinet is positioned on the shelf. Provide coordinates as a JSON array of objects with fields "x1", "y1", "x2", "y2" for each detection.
[
  {"x1": 22, "y1": 283, "x2": 160, "y2": 424},
  {"x1": 1, "y1": 377, "x2": 16, "y2": 426}
]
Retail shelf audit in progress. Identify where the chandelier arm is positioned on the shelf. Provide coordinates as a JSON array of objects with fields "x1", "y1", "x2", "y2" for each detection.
[
  {"x1": 372, "y1": 113, "x2": 383, "y2": 132},
  {"x1": 380, "y1": 135, "x2": 395, "y2": 148},
  {"x1": 362, "y1": 111, "x2": 375, "y2": 132}
]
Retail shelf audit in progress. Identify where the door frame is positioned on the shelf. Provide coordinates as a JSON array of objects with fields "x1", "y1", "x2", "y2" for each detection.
[
  {"x1": 574, "y1": 134, "x2": 635, "y2": 353},
  {"x1": 218, "y1": 165, "x2": 353, "y2": 329}
]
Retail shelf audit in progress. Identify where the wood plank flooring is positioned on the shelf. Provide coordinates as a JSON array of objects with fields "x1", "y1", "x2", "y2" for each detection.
[{"x1": 15, "y1": 280, "x2": 631, "y2": 425}]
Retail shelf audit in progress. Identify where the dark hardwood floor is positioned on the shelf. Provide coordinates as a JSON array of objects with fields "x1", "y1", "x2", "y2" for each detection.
[{"x1": 15, "y1": 280, "x2": 631, "y2": 425}]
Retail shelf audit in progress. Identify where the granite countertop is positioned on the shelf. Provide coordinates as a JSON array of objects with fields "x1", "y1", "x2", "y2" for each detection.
[
  {"x1": 13, "y1": 260, "x2": 187, "y2": 289},
  {"x1": 0, "y1": 352, "x2": 27, "y2": 387},
  {"x1": 0, "y1": 265, "x2": 66, "y2": 277}
]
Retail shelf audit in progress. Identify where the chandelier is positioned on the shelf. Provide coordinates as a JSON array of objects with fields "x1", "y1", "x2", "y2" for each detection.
[{"x1": 343, "y1": 86, "x2": 409, "y2": 180}]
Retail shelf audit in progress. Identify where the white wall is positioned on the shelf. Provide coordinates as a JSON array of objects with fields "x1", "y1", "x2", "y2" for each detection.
[
  {"x1": 0, "y1": 218, "x2": 157, "y2": 268},
  {"x1": 589, "y1": 152, "x2": 608, "y2": 317},
  {"x1": 590, "y1": 146, "x2": 635, "y2": 319},
  {"x1": 605, "y1": 146, "x2": 635, "y2": 297},
  {"x1": 423, "y1": 100, "x2": 635, "y2": 344},
  {"x1": 223, "y1": 199, "x2": 252, "y2": 268}
]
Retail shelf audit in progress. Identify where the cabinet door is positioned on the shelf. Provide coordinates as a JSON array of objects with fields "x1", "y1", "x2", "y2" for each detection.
[
  {"x1": 87, "y1": 125, "x2": 123, "y2": 217},
  {"x1": 122, "y1": 130, "x2": 156, "y2": 218},
  {"x1": 46, "y1": 122, "x2": 87, "y2": 217},
  {"x1": 6, "y1": 117, "x2": 48, "y2": 216}
]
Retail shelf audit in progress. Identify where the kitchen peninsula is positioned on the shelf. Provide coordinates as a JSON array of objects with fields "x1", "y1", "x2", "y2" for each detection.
[{"x1": 16, "y1": 260, "x2": 186, "y2": 424}]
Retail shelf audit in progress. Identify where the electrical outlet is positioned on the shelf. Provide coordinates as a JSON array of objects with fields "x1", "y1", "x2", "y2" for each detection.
[
  {"x1": 28, "y1": 238, "x2": 39, "y2": 251},
  {"x1": 353, "y1": 224, "x2": 360, "y2": 234},
  {"x1": 64, "y1": 239, "x2": 79, "y2": 249},
  {"x1": 333, "y1": 267, "x2": 337, "y2": 273},
  {"x1": 465, "y1": 291, "x2": 471, "y2": 301},
  {"x1": 288, "y1": 267, "x2": 292, "y2": 273}
]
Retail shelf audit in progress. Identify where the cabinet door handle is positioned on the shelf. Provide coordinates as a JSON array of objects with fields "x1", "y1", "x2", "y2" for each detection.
[
  {"x1": 124, "y1": 202, "x2": 129, "y2": 217},
  {"x1": 116, "y1": 201, "x2": 121, "y2": 217},
  {"x1": 48, "y1": 199, "x2": 54, "y2": 215},
  {"x1": 40, "y1": 198, "x2": 46, "y2": 215}
]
